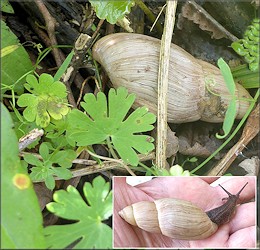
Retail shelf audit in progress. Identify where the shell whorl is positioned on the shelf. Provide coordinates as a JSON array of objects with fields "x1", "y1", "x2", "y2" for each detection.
[
  {"x1": 118, "y1": 198, "x2": 218, "y2": 240},
  {"x1": 92, "y1": 33, "x2": 252, "y2": 123}
]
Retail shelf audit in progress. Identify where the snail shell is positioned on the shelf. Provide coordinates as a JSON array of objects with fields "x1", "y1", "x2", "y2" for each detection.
[
  {"x1": 118, "y1": 198, "x2": 218, "y2": 240},
  {"x1": 118, "y1": 182, "x2": 248, "y2": 240},
  {"x1": 92, "y1": 33, "x2": 252, "y2": 123}
]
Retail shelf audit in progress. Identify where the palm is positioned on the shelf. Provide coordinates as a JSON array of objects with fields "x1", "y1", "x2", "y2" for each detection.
[{"x1": 114, "y1": 177, "x2": 255, "y2": 248}]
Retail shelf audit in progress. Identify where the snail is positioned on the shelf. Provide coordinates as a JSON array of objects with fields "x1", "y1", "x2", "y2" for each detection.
[
  {"x1": 92, "y1": 33, "x2": 252, "y2": 123},
  {"x1": 118, "y1": 182, "x2": 248, "y2": 240}
]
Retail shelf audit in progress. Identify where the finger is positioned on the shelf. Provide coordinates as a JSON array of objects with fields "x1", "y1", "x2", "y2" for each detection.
[
  {"x1": 113, "y1": 177, "x2": 176, "y2": 247},
  {"x1": 228, "y1": 202, "x2": 256, "y2": 234},
  {"x1": 227, "y1": 226, "x2": 256, "y2": 248},
  {"x1": 135, "y1": 177, "x2": 223, "y2": 210},
  {"x1": 113, "y1": 177, "x2": 151, "y2": 247},
  {"x1": 136, "y1": 176, "x2": 210, "y2": 200},
  {"x1": 199, "y1": 177, "x2": 220, "y2": 183},
  {"x1": 190, "y1": 224, "x2": 230, "y2": 248}
]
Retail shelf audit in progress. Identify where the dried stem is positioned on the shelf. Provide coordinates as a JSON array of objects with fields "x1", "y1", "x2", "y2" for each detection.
[
  {"x1": 156, "y1": 0, "x2": 178, "y2": 169},
  {"x1": 76, "y1": 76, "x2": 99, "y2": 107},
  {"x1": 87, "y1": 150, "x2": 136, "y2": 176},
  {"x1": 69, "y1": 19, "x2": 105, "y2": 84},
  {"x1": 18, "y1": 129, "x2": 44, "y2": 151},
  {"x1": 135, "y1": 0, "x2": 164, "y2": 35},
  {"x1": 29, "y1": 153, "x2": 155, "y2": 182},
  {"x1": 34, "y1": 0, "x2": 62, "y2": 66}
]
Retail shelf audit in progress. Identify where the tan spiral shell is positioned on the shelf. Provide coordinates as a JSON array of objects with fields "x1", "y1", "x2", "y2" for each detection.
[
  {"x1": 92, "y1": 33, "x2": 252, "y2": 123},
  {"x1": 118, "y1": 198, "x2": 218, "y2": 240}
]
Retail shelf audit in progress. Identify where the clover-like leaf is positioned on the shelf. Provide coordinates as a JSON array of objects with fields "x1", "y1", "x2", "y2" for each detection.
[
  {"x1": 17, "y1": 73, "x2": 70, "y2": 127},
  {"x1": 44, "y1": 176, "x2": 112, "y2": 249},
  {"x1": 89, "y1": 0, "x2": 135, "y2": 24},
  {"x1": 67, "y1": 87, "x2": 156, "y2": 166}
]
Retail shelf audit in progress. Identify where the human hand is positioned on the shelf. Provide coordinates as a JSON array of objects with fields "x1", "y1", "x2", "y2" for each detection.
[{"x1": 113, "y1": 176, "x2": 256, "y2": 248}]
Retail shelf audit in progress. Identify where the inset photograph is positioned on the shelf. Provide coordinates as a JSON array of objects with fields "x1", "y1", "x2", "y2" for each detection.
[{"x1": 113, "y1": 176, "x2": 256, "y2": 248}]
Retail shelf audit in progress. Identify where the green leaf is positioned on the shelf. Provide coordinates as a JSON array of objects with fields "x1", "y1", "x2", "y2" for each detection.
[
  {"x1": 30, "y1": 165, "x2": 51, "y2": 181},
  {"x1": 216, "y1": 58, "x2": 239, "y2": 139},
  {"x1": 39, "y1": 142, "x2": 50, "y2": 161},
  {"x1": 1, "y1": 103, "x2": 46, "y2": 249},
  {"x1": 30, "y1": 165, "x2": 56, "y2": 190},
  {"x1": 83, "y1": 176, "x2": 112, "y2": 220},
  {"x1": 10, "y1": 112, "x2": 40, "y2": 149},
  {"x1": 50, "y1": 149, "x2": 76, "y2": 168},
  {"x1": 23, "y1": 154, "x2": 42, "y2": 167},
  {"x1": 1, "y1": 44, "x2": 19, "y2": 57},
  {"x1": 45, "y1": 117, "x2": 68, "y2": 139},
  {"x1": 17, "y1": 93, "x2": 37, "y2": 107},
  {"x1": 231, "y1": 41, "x2": 247, "y2": 56},
  {"x1": 216, "y1": 99, "x2": 237, "y2": 139},
  {"x1": 45, "y1": 174, "x2": 56, "y2": 190},
  {"x1": 89, "y1": 0, "x2": 135, "y2": 24},
  {"x1": 47, "y1": 97, "x2": 70, "y2": 120},
  {"x1": 231, "y1": 18, "x2": 259, "y2": 72},
  {"x1": 17, "y1": 73, "x2": 70, "y2": 127},
  {"x1": 52, "y1": 167, "x2": 72, "y2": 180},
  {"x1": 45, "y1": 176, "x2": 112, "y2": 249},
  {"x1": 217, "y1": 58, "x2": 236, "y2": 96},
  {"x1": 0, "y1": 0, "x2": 14, "y2": 13},
  {"x1": 67, "y1": 87, "x2": 156, "y2": 166},
  {"x1": 27, "y1": 142, "x2": 76, "y2": 190},
  {"x1": 1, "y1": 20, "x2": 33, "y2": 95},
  {"x1": 54, "y1": 50, "x2": 75, "y2": 81},
  {"x1": 169, "y1": 165, "x2": 191, "y2": 176}
]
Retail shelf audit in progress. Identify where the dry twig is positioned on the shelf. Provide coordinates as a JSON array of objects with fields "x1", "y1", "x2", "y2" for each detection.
[
  {"x1": 29, "y1": 152, "x2": 155, "y2": 182},
  {"x1": 156, "y1": 0, "x2": 178, "y2": 169},
  {"x1": 19, "y1": 129, "x2": 44, "y2": 151},
  {"x1": 34, "y1": 0, "x2": 62, "y2": 66}
]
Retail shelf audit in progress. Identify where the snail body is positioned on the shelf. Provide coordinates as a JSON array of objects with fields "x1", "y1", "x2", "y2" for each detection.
[
  {"x1": 118, "y1": 182, "x2": 248, "y2": 240},
  {"x1": 92, "y1": 33, "x2": 252, "y2": 123}
]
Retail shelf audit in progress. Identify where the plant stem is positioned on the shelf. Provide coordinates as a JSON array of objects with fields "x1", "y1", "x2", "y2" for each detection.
[
  {"x1": 190, "y1": 89, "x2": 259, "y2": 174},
  {"x1": 2, "y1": 94, "x2": 19, "y2": 99},
  {"x1": 93, "y1": 59, "x2": 102, "y2": 89},
  {"x1": 134, "y1": 0, "x2": 163, "y2": 34},
  {"x1": 138, "y1": 161, "x2": 157, "y2": 175},
  {"x1": 87, "y1": 149, "x2": 136, "y2": 176},
  {"x1": 106, "y1": 137, "x2": 118, "y2": 159},
  {"x1": 231, "y1": 64, "x2": 259, "y2": 88},
  {"x1": 156, "y1": 0, "x2": 178, "y2": 169}
]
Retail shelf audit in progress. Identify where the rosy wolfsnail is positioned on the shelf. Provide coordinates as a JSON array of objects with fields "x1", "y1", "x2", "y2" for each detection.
[
  {"x1": 118, "y1": 182, "x2": 248, "y2": 240},
  {"x1": 92, "y1": 33, "x2": 252, "y2": 123}
]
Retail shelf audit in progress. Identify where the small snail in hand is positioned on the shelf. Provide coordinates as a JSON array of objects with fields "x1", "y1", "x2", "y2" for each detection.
[
  {"x1": 92, "y1": 33, "x2": 252, "y2": 123},
  {"x1": 118, "y1": 182, "x2": 248, "y2": 240}
]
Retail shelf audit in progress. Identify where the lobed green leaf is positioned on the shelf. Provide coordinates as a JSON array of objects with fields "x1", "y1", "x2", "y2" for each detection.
[
  {"x1": 44, "y1": 176, "x2": 112, "y2": 248},
  {"x1": 67, "y1": 87, "x2": 156, "y2": 166}
]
